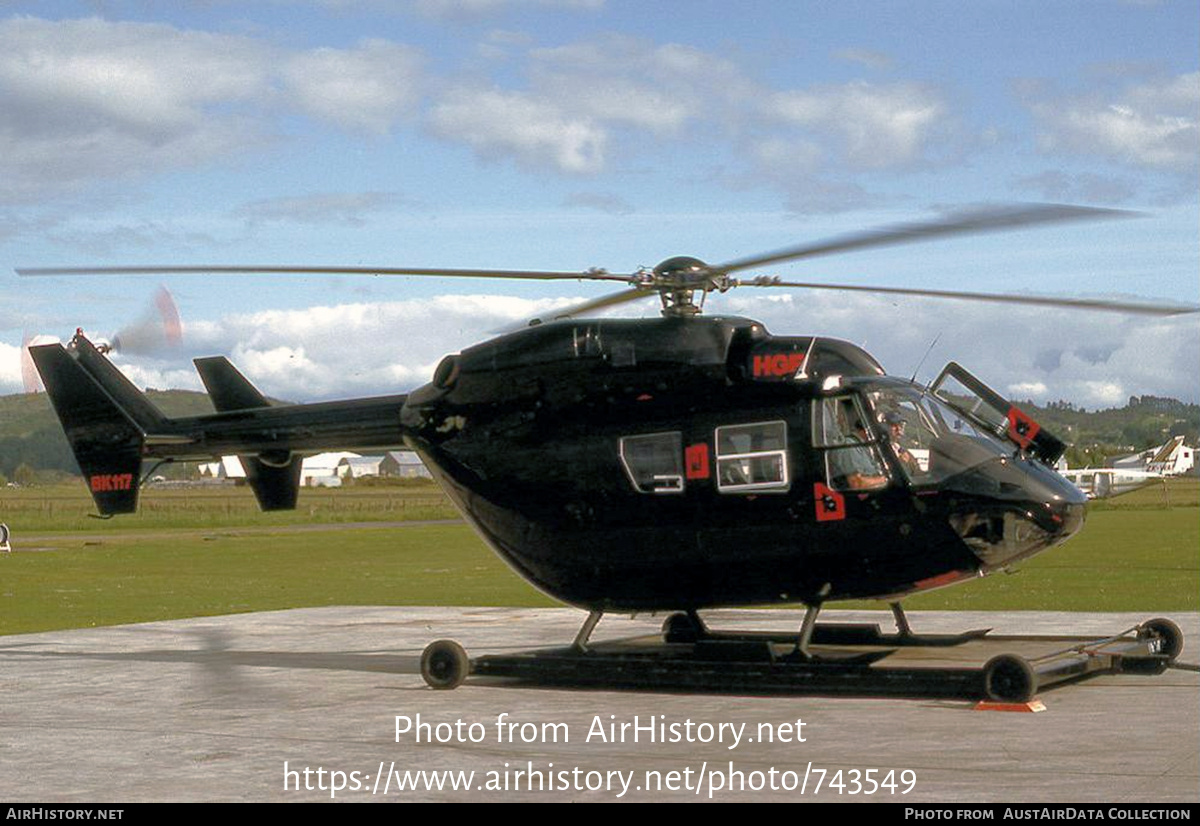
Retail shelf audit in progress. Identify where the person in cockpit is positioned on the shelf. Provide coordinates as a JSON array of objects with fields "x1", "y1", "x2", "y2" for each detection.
[
  {"x1": 884, "y1": 410, "x2": 920, "y2": 477},
  {"x1": 828, "y1": 407, "x2": 888, "y2": 491}
]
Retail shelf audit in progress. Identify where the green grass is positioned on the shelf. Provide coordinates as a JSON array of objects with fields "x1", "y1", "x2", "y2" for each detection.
[
  {"x1": 0, "y1": 481, "x2": 459, "y2": 532},
  {"x1": 840, "y1": 507, "x2": 1199, "y2": 612},
  {"x1": 1, "y1": 479, "x2": 1196, "y2": 635},
  {"x1": 0, "y1": 525, "x2": 553, "y2": 634}
]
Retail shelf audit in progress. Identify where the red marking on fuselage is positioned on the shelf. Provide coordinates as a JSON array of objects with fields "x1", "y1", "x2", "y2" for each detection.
[
  {"x1": 752, "y1": 353, "x2": 805, "y2": 379},
  {"x1": 90, "y1": 473, "x2": 134, "y2": 493},
  {"x1": 1006, "y1": 407, "x2": 1041, "y2": 449},
  {"x1": 685, "y1": 443, "x2": 710, "y2": 480},
  {"x1": 813, "y1": 482, "x2": 845, "y2": 522},
  {"x1": 913, "y1": 570, "x2": 970, "y2": 591}
]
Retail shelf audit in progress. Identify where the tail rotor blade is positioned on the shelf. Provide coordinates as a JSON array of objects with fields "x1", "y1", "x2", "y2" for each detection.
[{"x1": 111, "y1": 286, "x2": 184, "y2": 356}]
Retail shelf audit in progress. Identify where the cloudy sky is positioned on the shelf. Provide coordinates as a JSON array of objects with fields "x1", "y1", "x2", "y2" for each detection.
[{"x1": 1, "y1": 0, "x2": 1197, "y2": 408}]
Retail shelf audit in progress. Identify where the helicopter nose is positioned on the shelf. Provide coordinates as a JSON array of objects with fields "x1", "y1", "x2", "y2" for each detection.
[
  {"x1": 1047, "y1": 491, "x2": 1086, "y2": 539},
  {"x1": 1039, "y1": 462, "x2": 1088, "y2": 535},
  {"x1": 947, "y1": 460, "x2": 1087, "y2": 571}
]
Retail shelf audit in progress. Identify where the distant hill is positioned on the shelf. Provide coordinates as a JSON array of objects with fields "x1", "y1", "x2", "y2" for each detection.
[
  {"x1": 0, "y1": 389, "x2": 216, "y2": 478},
  {"x1": 2, "y1": 385, "x2": 1196, "y2": 478},
  {"x1": 1015, "y1": 396, "x2": 1200, "y2": 467}
]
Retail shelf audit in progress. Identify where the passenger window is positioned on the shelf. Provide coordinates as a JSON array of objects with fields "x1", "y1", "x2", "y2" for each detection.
[
  {"x1": 620, "y1": 432, "x2": 684, "y2": 494},
  {"x1": 813, "y1": 397, "x2": 888, "y2": 492},
  {"x1": 715, "y1": 421, "x2": 789, "y2": 493}
]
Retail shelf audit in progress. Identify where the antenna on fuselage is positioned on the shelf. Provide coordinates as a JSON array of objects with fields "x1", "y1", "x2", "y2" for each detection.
[{"x1": 910, "y1": 331, "x2": 944, "y2": 384}]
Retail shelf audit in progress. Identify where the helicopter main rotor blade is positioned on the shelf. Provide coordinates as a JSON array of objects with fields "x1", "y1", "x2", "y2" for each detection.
[
  {"x1": 714, "y1": 204, "x2": 1136, "y2": 276},
  {"x1": 16, "y1": 264, "x2": 637, "y2": 283},
  {"x1": 528, "y1": 287, "x2": 656, "y2": 326},
  {"x1": 735, "y1": 278, "x2": 1198, "y2": 315},
  {"x1": 491, "y1": 288, "x2": 657, "y2": 335}
]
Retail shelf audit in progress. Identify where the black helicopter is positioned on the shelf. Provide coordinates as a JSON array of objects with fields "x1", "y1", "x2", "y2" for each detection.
[{"x1": 22, "y1": 204, "x2": 1197, "y2": 674}]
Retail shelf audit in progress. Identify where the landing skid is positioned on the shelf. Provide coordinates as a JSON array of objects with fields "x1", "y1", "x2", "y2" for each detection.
[
  {"x1": 664, "y1": 621, "x2": 992, "y2": 648},
  {"x1": 419, "y1": 614, "x2": 1184, "y2": 703},
  {"x1": 660, "y1": 602, "x2": 988, "y2": 652}
]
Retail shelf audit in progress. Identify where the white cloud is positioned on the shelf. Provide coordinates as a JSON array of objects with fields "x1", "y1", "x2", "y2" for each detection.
[
  {"x1": 765, "y1": 81, "x2": 950, "y2": 170},
  {"x1": 834, "y1": 48, "x2": 895, "y2": 71},
  {"x1": 0, "y1": 18, "x2": 268, "y2": 126},
  {"x1": 235, "y1": 192, "x2": 406, "y2": 226},
  {"x1": 1008, "y1": 381, "x2": 1048, "y2": 397},
  {"x1": 423, "y1": 36, "x2": 754, "y2": 173},
  {"x1": 731, "y1": 79, "x2": 963, "y2": 211},
  {"x1": 749, "y1": 138, "x2": 824, "y2": 177},
  {"x1": 434, "y1": 34, "x2": 953, "y2": 190},
  {"x1": 552, "y1": 76, "x2": 693, "y2": 134},
  {"x1": 0, "y1": 17, "x2": 269, "y2": 202},
  {"x1": 282, "y1": 39, "x2": 423, "y2": 134},
  {"x1": 113, "y1": 362, "x2": 206, "y2": 395},
  {"x1": 429, "y1": 87, "x2": 607, "y2": 173},
  {"x1": 0, "y1": 18, "x2": 426, "y2": 203},
  {"x1": 1024, "y1": 73, "x2": 1200, "y2": 171},
  {"x1": 0, "y1": 19, "x2": 960, "y2": 212},
  {"x1": 527, "y1": 37, "x2": 751, "y2": 135},
  {"x1": 0, "y1": 342, "x2": 23, "y2": 393},
  {"x1": 1013, "y1": 170, "x2": 1136, "y2": 204}
]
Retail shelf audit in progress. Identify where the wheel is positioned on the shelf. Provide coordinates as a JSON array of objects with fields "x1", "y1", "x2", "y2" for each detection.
[
  {"x1": 662, "y1": 612, "x2": 702, "y2": 644},
  {"x1": 421, "y1": 640, "x2": 469, "y2": 689},
  {"x1": 1139, "y1": 618, "x2": 1183, "y2": 661},
  {"x1": 983, "y1": 654, "x2": 1037, "y2": 703}
]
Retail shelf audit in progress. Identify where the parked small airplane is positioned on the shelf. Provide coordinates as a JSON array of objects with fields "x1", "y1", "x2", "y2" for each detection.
[{"x1": 1058, "y1": 467, "x2": 1163, "y2": 499}]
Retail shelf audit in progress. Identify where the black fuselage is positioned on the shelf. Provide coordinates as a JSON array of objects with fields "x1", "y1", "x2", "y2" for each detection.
[{"x1": 398, "y1": 317, "x2": 1085, "y2": 610}]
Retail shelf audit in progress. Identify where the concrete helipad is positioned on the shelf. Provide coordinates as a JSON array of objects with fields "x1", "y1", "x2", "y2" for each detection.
[{"x1": 0, "y1": 608, "x2": 1196, "y2": 802}]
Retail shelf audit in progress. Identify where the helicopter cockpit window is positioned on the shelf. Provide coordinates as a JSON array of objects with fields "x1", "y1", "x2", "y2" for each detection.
[
  {"x1": 715, "y1": 421, "x2": 789, "y2": 493},
  {"x1": 813, "y1": 396, "x2": 889, "y2": 491},
  {"x1": 863, "y1": 385, "x2": 1014, "y2": 486},
  {"x1": 619, "y1": 432, "x2": 684, "y2": 494}
]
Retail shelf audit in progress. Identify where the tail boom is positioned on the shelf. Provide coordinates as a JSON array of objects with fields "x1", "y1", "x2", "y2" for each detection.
[{"x1": 30, "y1": 333, "x2": 407, "y2": 515}]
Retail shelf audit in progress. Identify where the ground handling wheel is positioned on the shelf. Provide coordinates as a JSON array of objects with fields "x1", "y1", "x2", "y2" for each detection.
[
  {"x1": 421, "y1": 640, "x2": 470, "y2": 690},
  {"x1": 1138, "y1": 618, "x2": 1184, "y2": 661},
  {"x1": 983, "y1": 654, "x2": 1037, "y2": 703},
  {"x1": 662, "y1": 612, "x2": 703, "y2": 644}
]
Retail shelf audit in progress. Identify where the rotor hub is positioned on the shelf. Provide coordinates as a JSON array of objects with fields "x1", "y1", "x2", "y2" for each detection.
[
  {"x1": 651, "y1": 257, "x2": 724, "y2": 317},
  {"x1": 652, "y1": 256, "x2": 711, "y2": 285}
]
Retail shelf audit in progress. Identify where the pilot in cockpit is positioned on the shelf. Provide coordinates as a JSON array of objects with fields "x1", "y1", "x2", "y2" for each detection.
[
  {"x1": 884, "y1": 410, "x2": 920, "y2": 477},
  {"x1": 828, "y1": 401, "x2": 887, "y2": 490}
]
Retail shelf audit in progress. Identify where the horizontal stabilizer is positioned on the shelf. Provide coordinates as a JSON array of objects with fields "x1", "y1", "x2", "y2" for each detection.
[
  {"x1": 195, "y1": 356, "x2": 272, "y2": 411},
  {"x1": 194, "y1": 356, "x2": 303, "y2": 510}
]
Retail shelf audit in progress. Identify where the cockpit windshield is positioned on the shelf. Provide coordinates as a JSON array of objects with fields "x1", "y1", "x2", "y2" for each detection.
[{"x1": 863, "y1": 384, "x2": 1013, "y2": 486}]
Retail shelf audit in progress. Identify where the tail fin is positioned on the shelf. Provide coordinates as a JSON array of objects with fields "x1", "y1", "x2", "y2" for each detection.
[
  {"x1": 194, "y1": 356, "x2": 272, "y2": 411},
  {"x1": 194, "y1": 356, "x2": 302, "y2": 511},
  {"x1": 27, "y1": 337, "x2": 159, "y2": 515}
]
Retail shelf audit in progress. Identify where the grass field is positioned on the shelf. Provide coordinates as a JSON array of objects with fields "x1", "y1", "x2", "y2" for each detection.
[
  {"x1": 0, "y1": 480, "x2": 459, "y2": 532},
  {"x1": 1, "y1": 478, "x2": 1196, "y2": 635}
]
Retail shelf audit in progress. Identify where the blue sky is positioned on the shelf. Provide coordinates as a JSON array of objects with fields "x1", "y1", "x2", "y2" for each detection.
[{"x1": 1, "y1": 0, "x2": 1197, "y2": 408}]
